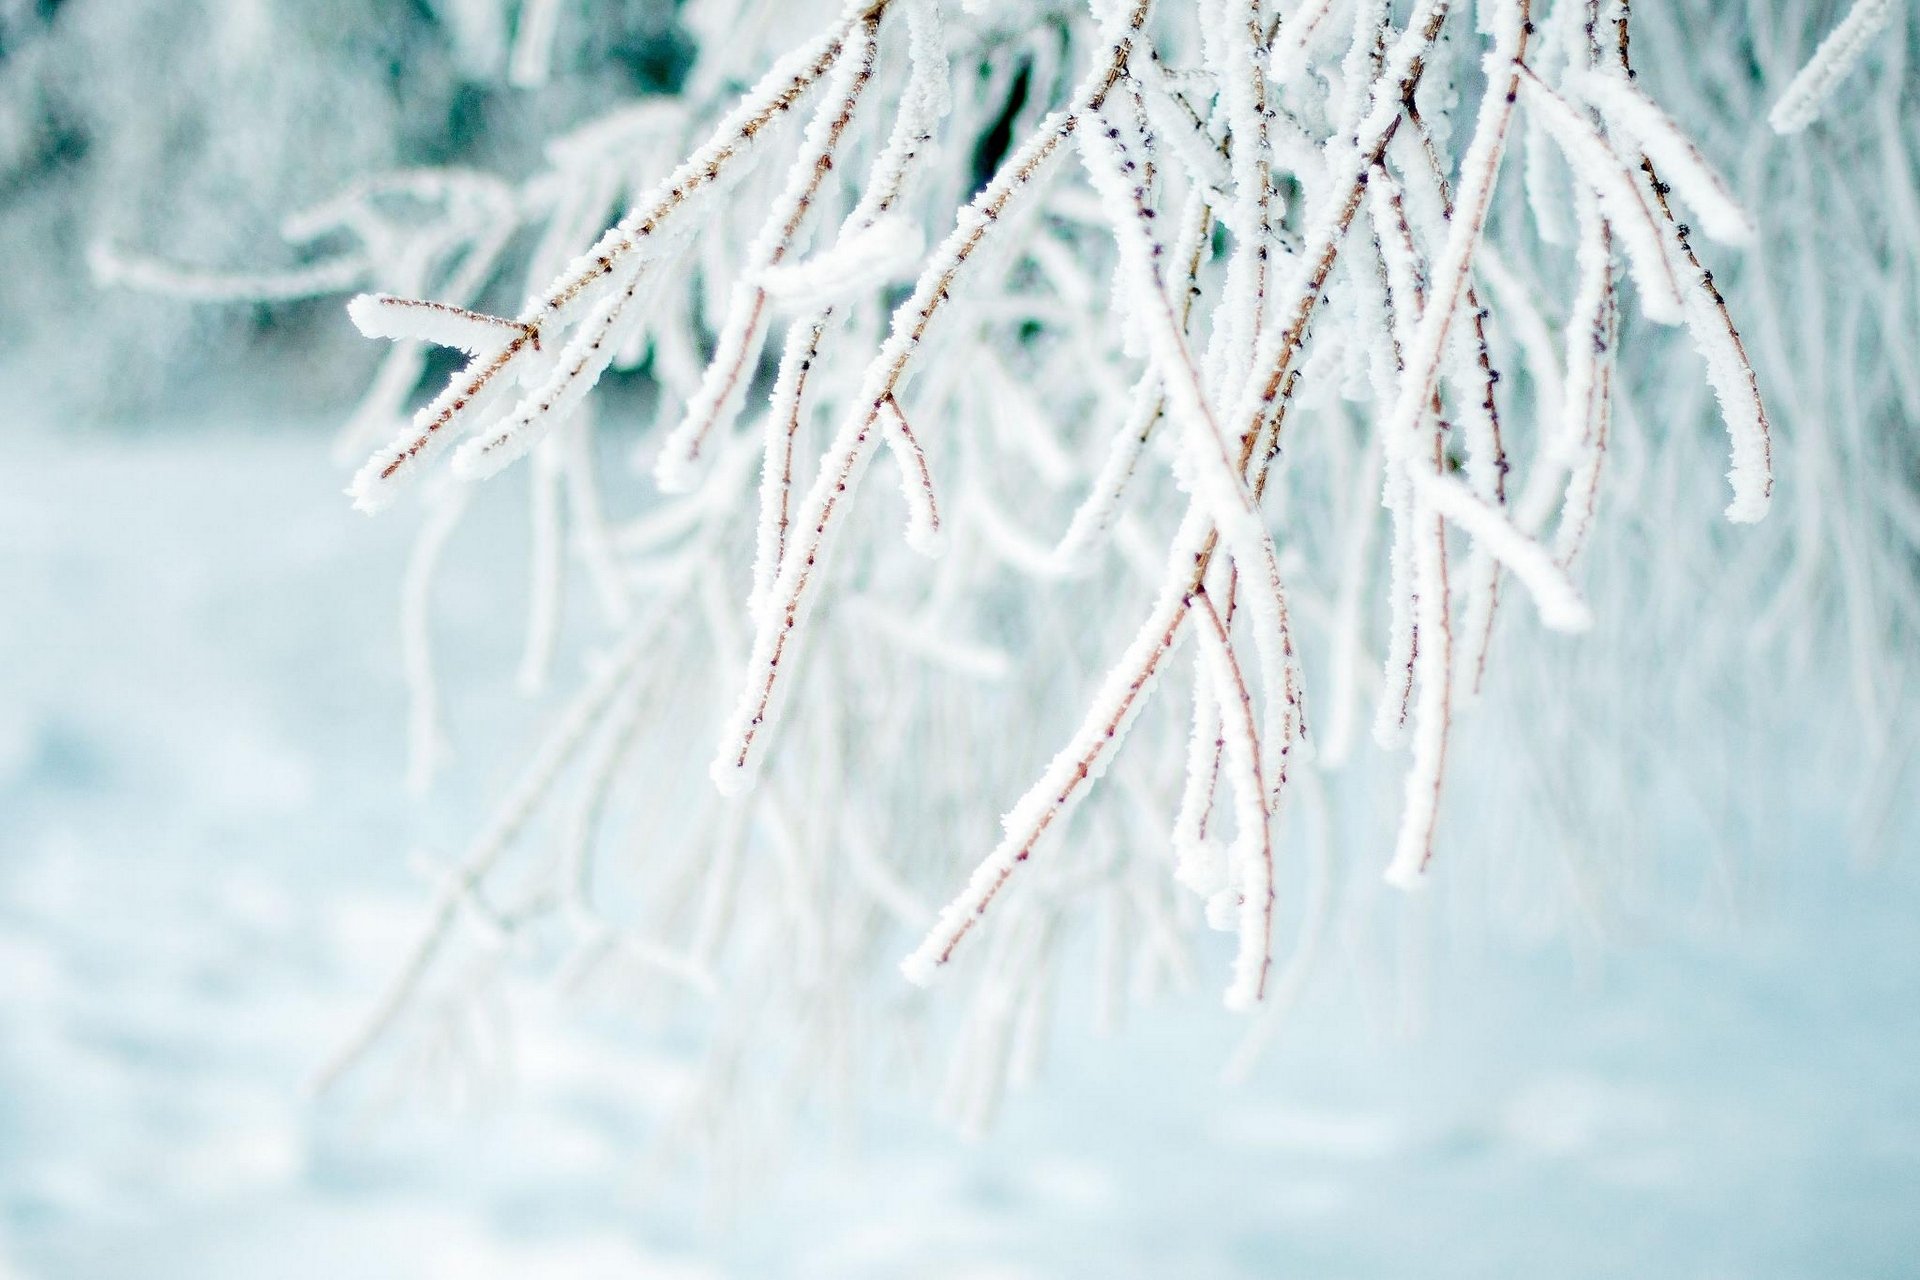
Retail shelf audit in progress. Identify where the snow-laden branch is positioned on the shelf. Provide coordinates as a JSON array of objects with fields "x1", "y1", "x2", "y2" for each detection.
[
  {"x1": 1768, "y1": 0, "x2": 1894, "y2": 135},
  {"x1": 103, "y1": 0, "x2": 1804, "y2": 1130}
]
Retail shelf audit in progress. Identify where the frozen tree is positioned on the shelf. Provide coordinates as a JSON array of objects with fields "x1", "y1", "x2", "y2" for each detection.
[{"x1": 96, "y1": 0, "x2": 1918, "y2": 1156}]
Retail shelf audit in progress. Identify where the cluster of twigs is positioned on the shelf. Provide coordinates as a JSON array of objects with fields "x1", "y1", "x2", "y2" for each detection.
[{"x1": 99, "y1": 0, "x2": 1915, "y2": 1137}]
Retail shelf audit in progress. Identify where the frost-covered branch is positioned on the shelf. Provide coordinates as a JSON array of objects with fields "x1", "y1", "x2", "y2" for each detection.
[{"x1": 102, "y1": 0, "x2": 1830, "y2": 1142}]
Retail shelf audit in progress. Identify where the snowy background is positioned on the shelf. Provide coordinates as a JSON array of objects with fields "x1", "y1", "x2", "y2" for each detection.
[
  {"x1": 4, "y1": 1, "x2": 1919, "y2": 1276},
  {"x1": 4, "y1": 430, "x2": 1916, "y2": 1277}
]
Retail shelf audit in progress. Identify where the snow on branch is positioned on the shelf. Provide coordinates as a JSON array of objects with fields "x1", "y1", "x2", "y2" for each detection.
[
  {"x1": 348, "y1": 294, "x2": 534, "y2": 356},
  {"x1": 90, "y1": 242, "x2": 370, "y2": 302},
  {"x1": 106, "y1": 0, "x2": 1804, "y2": 1134},
  {"x1": 1768, "y1": 0, "x2": 1895, "y2": 135}
]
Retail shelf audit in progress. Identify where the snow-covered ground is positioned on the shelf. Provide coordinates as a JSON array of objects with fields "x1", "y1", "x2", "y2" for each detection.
[{"x1": 2, "y1": 428, "x2": 1915, "y2": 1278}]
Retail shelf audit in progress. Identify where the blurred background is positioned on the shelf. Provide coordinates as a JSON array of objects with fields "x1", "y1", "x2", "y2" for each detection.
[{"x1": 1, "y1": 0, "x2": 1916, "y2": 1276}]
